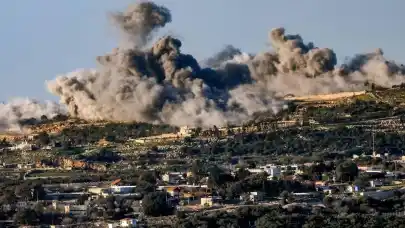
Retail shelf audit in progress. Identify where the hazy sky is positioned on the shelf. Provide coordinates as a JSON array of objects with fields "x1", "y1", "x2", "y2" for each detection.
[{"x1": 1, "y1": 0, "x2": 404, "y2": 101}]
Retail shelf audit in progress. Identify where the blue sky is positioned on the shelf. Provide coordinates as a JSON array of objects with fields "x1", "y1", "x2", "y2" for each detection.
[{"x1": 1, "y1": 0, "x2": 404, "y2": 101}]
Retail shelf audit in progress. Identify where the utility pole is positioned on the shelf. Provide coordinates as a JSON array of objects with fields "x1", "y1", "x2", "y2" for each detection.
[{"x1": 372, "y1": 126, "x2": 376, "y2": 157}]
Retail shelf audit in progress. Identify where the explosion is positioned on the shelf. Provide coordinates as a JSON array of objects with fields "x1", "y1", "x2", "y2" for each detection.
[
  {"x1": 2, "y1": 1, "x2": 405, "y2": 131},
  {"x1": 46, "y1": 1, "x2": 285, "y2": 128}
]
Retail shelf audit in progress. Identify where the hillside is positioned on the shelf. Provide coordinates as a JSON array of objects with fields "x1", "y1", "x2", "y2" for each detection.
[
  {"x1": 284, "y1": 88, "x2": 405, "y2": 105},
  {"x1": 3, "y1": 88, "x2": 405, "y2": 144}
]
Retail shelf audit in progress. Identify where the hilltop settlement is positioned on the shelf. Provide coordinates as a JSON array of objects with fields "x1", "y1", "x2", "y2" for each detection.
[{"x1": 3, "y1": 89, "x2": 405, "y2": 227}]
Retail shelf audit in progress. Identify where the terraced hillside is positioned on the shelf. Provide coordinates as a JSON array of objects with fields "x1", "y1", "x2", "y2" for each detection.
[{"x1": 285, "y1": 88, "x2": 405, "y2": 106}]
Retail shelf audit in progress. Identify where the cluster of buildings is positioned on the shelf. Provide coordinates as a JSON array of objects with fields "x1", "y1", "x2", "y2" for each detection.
[
  {"x1": 245, "y1": 164, "x2": 303, "y2": 179},
  {"x1": 9, "y1": 156, "x2": 405, "y2": 227},
  {"x1": 132, "y1": 126, "x2": 194, "y2": 144}
]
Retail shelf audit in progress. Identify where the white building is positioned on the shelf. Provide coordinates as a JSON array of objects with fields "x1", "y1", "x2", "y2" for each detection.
[
  {"x1": 110, "y1": 186, "x2": 136, "y2": 194},
  {"x1": 249, "y1": 191, "x2": 265, "y2": 202},
  {"x1": 246, "y1": 165, "x2": 282, "y2": 179},
  {"x1": 10, "y1": 141, "x2": 35, "y2": 151},
  {"x1": 280, "y1": 164, "x2": 302, "y2": 174},
  {"x1": 120, "y1": 218, "x2": 137, "y2": 227},
  {"x1": 178, "y1": 126, "x2": 193, "y2": 137},
  {"x1": 267, "y1": 166, "x2": 281, "y2": 179},
  {"x1": 370, "y1": 180, "x2": 383, "y2": 188},
  {"x1": 260, "y1": 165, "x2": 281, "y2": 179},
  {"x1": 162, "y1": 172, "x2": 184, "y2": 184},
  {"x1": 247, "y1": 168, "x2": 266, "y2": 174}
]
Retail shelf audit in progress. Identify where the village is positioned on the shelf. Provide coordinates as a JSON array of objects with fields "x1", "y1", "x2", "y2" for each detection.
[
  {"x1": 0, "y1": 90, "x2": 405, "y2": 227},
  {"x1": 0, "y1": 114, "x2": 405, "y2": 227}
]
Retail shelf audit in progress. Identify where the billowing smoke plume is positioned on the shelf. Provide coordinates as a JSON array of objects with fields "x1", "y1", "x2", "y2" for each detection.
[
  {"x1": 0, "y1": 98, "x2": 65, "y2": 132},
  {"x1": 45, "y1": 1, "x2": 405, "y2": 128},
  {"x1": 1, "y1": 1, "x2": 403, "y2": 132},
  {"x1": 109, "y1": 1, "x2": 171, "y2": 49},
  {"x1": 242, "y1": 28, "x2": 405, "y2": 96},
  {"x1": 203, "y1": 45, "x2": 242, "y2": 68},
  {"x1": 46, "y1": 1, "x2": 285, "y2": 128}
]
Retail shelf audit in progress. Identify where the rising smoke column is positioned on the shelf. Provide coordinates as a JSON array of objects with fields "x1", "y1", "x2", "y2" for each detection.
[
  {"x1": 110, "y1": 1, "x2": 171, "y2": 48},
  {"x1": 47, "y1": 1, "x2": 405, "y2": 128},
  {"x1": 243, "y1": 28, "x2": 405, "y2": 96},
  {"x1": 47, "y1": 1, "x2": 284, "y2": 128}
]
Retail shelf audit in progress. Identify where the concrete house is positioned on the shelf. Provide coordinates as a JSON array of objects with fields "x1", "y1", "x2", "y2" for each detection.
[
  {"x1": 120, "y1": 218, "x2": 137, "y2": 227},
  {"x1": 64, "y1": 205, "x2": 88, "y2": 217},
  {"x1": 162, "y1": 172, "x2": 184, "y2": 184},
  {"x1": 249, "y1": 191, "x2": 265, "y2": 202},
  {"x1": 201, "y1": 197, "x2": 213, "y2": 207}
]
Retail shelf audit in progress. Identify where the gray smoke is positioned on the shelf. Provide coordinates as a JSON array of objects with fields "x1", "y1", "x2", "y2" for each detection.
[
  {"x1": 1, "y1": 1, "x2": 404, "y2": 132},
  {"x1": 110, "y1": 1, "x2": 171, "y2": 49},
  {"x1": 203, "y1": 45, "x2": 242, "y2": 68},
  {"x1": 46, "y1": 1, "x2": 284, "y2": 128},
  {"x1": 243, "y1": 28, "x2": 405, "y2": 96},
  {"x1": 45, "y1": 1, "x2": 405, "y2": 129},
  {"x1": 0, "y1": 98, "x2": 65, "y2": 133}
]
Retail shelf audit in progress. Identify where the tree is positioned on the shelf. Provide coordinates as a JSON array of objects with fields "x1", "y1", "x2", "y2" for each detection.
[
  {"x1": 0, "y1": 138, "x2": 11, "y2": 148},
  {"x1": 139, "y1": 171, "x2": 157, "y2": 185},
  {"x1": 207, "y1": 166, "x2": 234, "y2": 189},
  {"x1": 336, "y1": 161, "x2": 359, "y2": 182},
  {"x1": 40, "y1": 115, "x2": 48, "y2": 122},
  {"x1": 14, "y1": 183, "x2": 32, "y2": 200},
  {"x1": 183, "y1": 136, "x2": 192, "y2": 143},
  {"x1": 35, "y1": 131, "x2": 50, "y2": 146},
  {"x1": 136, "y1": 181, "x2": 155, "y2": 194},
  {"x1": 0, "y1": 190, "x2": 17, "y2": 205},
  {"x1": 280, "y1": 190, "x2": 290, "y2": 205},
  {"x1": 235, "y1": 168, "x2": 251, "y2": 181},
  {"x1": 13, "y1": 209, "x2": 39, "y2": 225},
  {"x1": 191, "y1": 160, "x2": 204, "y2": 176},
  {"x1": 52, "y1": 114, "x2": 68, "y2": 121},
  {"x1": 33, "y1": 202, "x2": 45, "y2": 215},
  {"x1": 176, "y1": 210, "x2": 186, "y2": 219},
  {"x1": 323, "y1": 196, "x2": 334, "y2": 208},
  {"x1": 77, "y1": 194, "x2": 88, "y2": 205},
  {"x1": 226, "y1": 182, "x2": 243, "y2": 199},
  {"x1": 256, "y1": 212, "x2": 286, "y2": 228},
  {"x1": 303, "y1": 215, "x2": 327, "y2": 228},
  {"x1": 95, "y1": 196, "x2": 128, "y2": 220},
  {"x1": 213, "y1": 125, "x2": 220, "y2": 138},
  {"x1": 32, "y1": 183, "x2": 46, "y2": 201},
  {"x1": 105, "y1": 135, "x2": 116, "y2": 142},
  {"x1": 14, "y1": 180, "x2": 46, "y2": 201},
  {"x1": 142, "y1": 192, "x2": 171, "y2": 216},
  {"x1": 191, "y1": 127, "x2": 202, "y2": 137},
  {"x1": 179, "y1": 146, "x2": 189, "y2": 156},
  {"x1": 354, "y1": 175, "x2": 370, "y2": 189}
]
